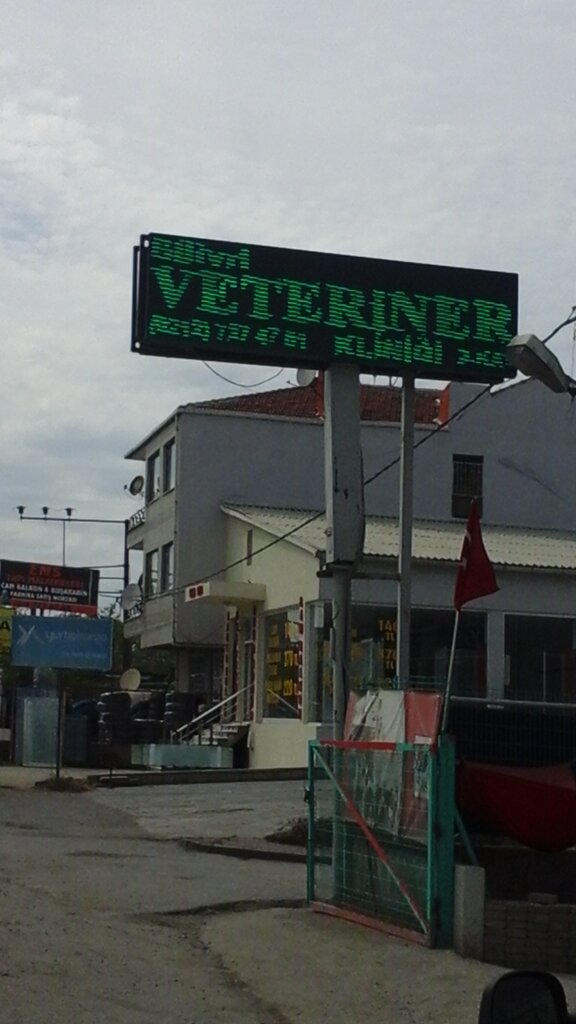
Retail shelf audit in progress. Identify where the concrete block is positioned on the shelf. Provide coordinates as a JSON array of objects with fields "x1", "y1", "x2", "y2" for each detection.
[
  {"x1": 454, "y1": 864, "x2": 485, "y2": 961},
  {"x1": 528, "y1": 892, "x2": 558, "y2": 905}
]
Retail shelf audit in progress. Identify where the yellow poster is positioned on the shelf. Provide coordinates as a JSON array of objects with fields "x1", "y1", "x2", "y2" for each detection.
[{"x1": 0, "y1": 608, "x2": 13, "y2": 653}]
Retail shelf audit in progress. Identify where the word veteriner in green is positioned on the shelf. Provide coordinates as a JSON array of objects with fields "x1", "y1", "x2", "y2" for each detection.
[{"x1": 150, "y1": 262, "x2": 512, "y2": 347}]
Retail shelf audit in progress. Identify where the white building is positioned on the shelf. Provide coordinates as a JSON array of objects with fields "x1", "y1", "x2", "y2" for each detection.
[{"x1": 124, "y1": 379, "x2": 576, "y2": 768}]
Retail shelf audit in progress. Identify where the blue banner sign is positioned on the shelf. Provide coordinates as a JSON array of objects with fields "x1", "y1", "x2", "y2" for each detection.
[{"x1": 12, "y1": 617, "x2": 113, "y2": 671}]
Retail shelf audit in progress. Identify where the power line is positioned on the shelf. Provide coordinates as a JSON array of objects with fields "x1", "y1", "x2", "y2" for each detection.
[{"x1": 202, "y1": 362, "x2": 286, "y2": 388}]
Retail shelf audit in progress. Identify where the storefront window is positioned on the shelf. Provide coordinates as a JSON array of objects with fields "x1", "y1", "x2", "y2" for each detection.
[
  {"x1": 411, "y1": 609, "x2": 486, "y2": 696},
  {"x1": 308, "y1": 602, "x2": 487, "y2": 721},
  {"x1": 264, "y1": 609, "x2": 301, "y2": 719},
  {"x1": 505, "y1": 615, "x2": 575, "y2": 702}
]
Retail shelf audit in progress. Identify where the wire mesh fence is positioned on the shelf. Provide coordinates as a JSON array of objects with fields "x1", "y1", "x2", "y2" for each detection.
[
  {"x1": 446, "y1": 698, "x2": 576, "y2": 767},
  {"x1": 308, "y1": 739, "x2": 455, "y2": 945}
]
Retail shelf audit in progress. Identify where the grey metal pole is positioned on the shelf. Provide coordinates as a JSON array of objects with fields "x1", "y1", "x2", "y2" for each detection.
[
  {"x1": 397, "y1": 375, "x2": 415, "y2": 689},
  {"x1": 331, "y1": 569, "x2": 351, "y2": 740},
  {"x1": 323, "y1": 365, "x2": 364, "y2": 736},
  {"x1": 122, "y1": 520, "x2": 130, "y2": 672}
]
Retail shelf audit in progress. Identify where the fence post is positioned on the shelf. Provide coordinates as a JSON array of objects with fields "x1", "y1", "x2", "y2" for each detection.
[
  {"x1": 434, "y1": 735, "x2": 456, "y2": 947},
  {"x1": 427, "y1": 745, "x2": 438, "y2": 945},
  {"x1": 307, "y1": 740, "x2": 316, "y2": 903}
]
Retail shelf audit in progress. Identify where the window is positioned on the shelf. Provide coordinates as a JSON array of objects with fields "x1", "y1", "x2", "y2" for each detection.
[
  {"x1": 144, "y1": 549, "x2": 159, "y2": 597},
  {"x1": 163, "y1": 439, "x2": 175, "y2": 493},
  {"x1": 160, "y1": 542, "x2": 174, "y2": 592},
  {"x1": 246, "y1": 529, "x2": 253, "y2": 566},
  {"x1": 308, "y1": 603, "x2": 487, "y2": 722},
  {"x1": 505, "y1": 615, "x2": 574, "y2": 702},
  {"x1": 146, "y1": 450, "x2": 161, "y2": 502},
  {"x1": 264, "y1": 609, "x2": 301, "y2": 719},
  {"x1": 452, "y1": 454, "x2": 483, "y2": 518}
]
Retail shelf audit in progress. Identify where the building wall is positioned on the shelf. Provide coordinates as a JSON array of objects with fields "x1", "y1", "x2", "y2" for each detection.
[{"x1": 127, "y1": 378, "x2": 576, "y2": 659}]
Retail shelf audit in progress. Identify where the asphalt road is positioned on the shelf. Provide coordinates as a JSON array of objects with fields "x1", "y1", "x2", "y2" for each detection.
[
  {"x1": 0, "y1": 786, "x2": 305, "y2": 1024},
  {"x1": 6, "y1": 779, "x2": 576, "y2": 1024},
  {"x1": 90, "y1": 778, "x2": 307, "y2": 842}
]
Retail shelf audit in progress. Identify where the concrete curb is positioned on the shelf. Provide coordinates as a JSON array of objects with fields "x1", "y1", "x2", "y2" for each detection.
[
  {"x1": 178, "y1": 837, "x2": 307, "y2": 864},
  {"x1": 91, "y1": 766, "x2": 308, "y2": 788}
]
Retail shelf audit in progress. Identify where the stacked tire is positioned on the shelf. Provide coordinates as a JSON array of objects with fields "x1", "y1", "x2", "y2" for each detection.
[
  {"x1": 131, "y1": 691, "x2": 165, "y2": 745},
  {"x1": 97, "y1": 691, "x2": 132, "y2": 745},
  {"x1": 162, "y1": 692, "x2": 198, "y2": 740}
]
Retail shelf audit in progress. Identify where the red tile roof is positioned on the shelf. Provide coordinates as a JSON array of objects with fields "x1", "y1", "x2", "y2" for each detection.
[{"x1": 193, "y1": 380, "x2": 442, "y2": 424}]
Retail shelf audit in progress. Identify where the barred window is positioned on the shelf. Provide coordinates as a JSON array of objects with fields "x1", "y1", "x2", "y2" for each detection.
[{"x1": 452, "y1": 454, "x2": 483, "y2": 518}]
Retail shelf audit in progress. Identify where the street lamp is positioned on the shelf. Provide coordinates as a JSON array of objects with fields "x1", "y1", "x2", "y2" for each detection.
[
  {"x1": 506, "y1": 334, "x2": 576, "y2": 396},
  {"x1": 17, "y1": 507, "x2": 131, "y2": 668}
]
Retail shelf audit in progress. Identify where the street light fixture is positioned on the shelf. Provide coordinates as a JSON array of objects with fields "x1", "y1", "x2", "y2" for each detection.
[
  {"x1": 506, "y1": 334, "x2": 576, "y2": 396},
  {"x1": 17, "y1": 509, "x2": 131, "y2": 668}
]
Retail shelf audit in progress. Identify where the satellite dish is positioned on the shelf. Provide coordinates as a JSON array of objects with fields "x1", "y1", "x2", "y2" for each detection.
[
  {"x1": 120, "y1": 583, "x2": 142, "y2": 611},
  {"x1": 128, "y1": 475, "x2": 145, "y2": 496},
  {"x1": 296, "y1": 368, "x2": 316, "y2": 387},
  {"x1": 119, "y1": 668, "x2": 141, "y2": 691}
]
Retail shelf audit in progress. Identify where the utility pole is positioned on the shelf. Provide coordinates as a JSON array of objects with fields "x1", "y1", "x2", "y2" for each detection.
[{"x1": 323, "y1": 365, "x2": 365, "y2": 737}]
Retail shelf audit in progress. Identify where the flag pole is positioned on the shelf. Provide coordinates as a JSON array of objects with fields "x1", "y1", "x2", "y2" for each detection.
[{"x1": 441, "y1": 609, "x2": 460, "y2": 734}]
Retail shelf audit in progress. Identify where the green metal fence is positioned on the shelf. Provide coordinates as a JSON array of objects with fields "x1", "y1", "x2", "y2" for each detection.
[{"x1": 307, "y1": 737, "x2": 455, "y2": 946}]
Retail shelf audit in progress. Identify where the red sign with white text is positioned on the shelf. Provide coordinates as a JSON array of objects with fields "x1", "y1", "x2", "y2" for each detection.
[{"x1": 0, "y1": 560, "x2": 99, "y2": 616}]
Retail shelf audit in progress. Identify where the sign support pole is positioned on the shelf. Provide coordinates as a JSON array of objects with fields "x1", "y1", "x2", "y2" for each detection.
[
  {"x1": 323, "y1": 365, "x2": 365, "y2": 737},
  {"x1": 324, "y1": 366, "x2": 364, "y2": 901}
]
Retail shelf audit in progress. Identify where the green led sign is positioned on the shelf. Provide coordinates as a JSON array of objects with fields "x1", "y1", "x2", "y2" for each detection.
[{"x1": 132, "y1": 233, "x2": 518, "y2": 383}]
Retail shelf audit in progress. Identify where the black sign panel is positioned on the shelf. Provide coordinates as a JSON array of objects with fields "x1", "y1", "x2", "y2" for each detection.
[
  {"x1": 0, "y1": 560, "x2": 100, "y2": 616},
  {"x1": 132, "y1": 233, "x2": 518, "y2": 383}
]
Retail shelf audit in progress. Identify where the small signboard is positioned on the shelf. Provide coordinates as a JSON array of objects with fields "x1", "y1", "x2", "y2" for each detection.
[
  {"x1": 11, "y1": 617, "x2": 113, "y2": 671},
  {"x1": 0, "y1": 560, "x2": 99, "y2": 616},
  {"x1": 132, "y1": 232, "x2": 518, "y2": 384}
]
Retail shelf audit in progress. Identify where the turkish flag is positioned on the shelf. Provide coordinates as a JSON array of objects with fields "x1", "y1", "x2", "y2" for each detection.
[{"x1": 453, "y1": 499, "x2": 498, "y2": 611}]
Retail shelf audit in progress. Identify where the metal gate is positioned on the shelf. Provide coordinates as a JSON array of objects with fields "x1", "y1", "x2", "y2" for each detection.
[{"x1": 307, "y1": 737, "x2": 455, "y2": 946}]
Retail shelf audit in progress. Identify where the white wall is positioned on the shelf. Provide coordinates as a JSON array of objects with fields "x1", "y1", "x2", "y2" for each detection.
[
  {"x1": 224, "y1": 517, "x2": 319, "y2": 609},
  {"x1": 249, "y1": 720, "x2": 318, "y2": 769}
]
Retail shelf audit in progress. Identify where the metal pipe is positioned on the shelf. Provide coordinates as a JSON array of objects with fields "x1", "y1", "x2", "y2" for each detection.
[
  {"x1": 449, "y1": 695, "x2": 576, "y2": 711},
  {"x1": 331, "y1": 569, "x2": 351, "y2": 741},
  {"x1": 397, "y1": 375, "x2": 415, "y2": 688}
]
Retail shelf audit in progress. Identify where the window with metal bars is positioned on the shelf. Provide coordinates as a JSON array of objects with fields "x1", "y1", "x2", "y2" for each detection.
[{"x1": 452, "y1": 454, "x2": 483, "y2": 518}]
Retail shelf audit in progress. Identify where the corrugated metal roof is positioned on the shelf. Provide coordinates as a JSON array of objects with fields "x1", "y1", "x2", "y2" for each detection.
[{"x1": 222, "y1": 504, "x2": 576, "y2": 570}]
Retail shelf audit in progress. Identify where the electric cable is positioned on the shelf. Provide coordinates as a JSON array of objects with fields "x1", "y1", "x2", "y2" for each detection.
[{"x1": 202, "y1": 362, "x2": 286, "y2": 388}]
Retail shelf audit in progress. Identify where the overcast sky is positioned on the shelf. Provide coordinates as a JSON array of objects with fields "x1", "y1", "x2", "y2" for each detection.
[{"x1": 2, "y1": 0, "x2": 575, "y2": 600}]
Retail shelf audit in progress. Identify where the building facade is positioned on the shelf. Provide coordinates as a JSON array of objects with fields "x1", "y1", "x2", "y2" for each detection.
[{"x1": 124, "y1": 379, "x2": 576, "y2": 767}]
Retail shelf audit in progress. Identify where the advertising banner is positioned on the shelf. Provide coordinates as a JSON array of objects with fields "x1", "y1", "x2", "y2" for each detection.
[
  {"x1": 11, "y1": 617, "x2": 113, "y2": 671},
  {"x1": 0, "y1": 560, "x2": 99, "y2": 616}
]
